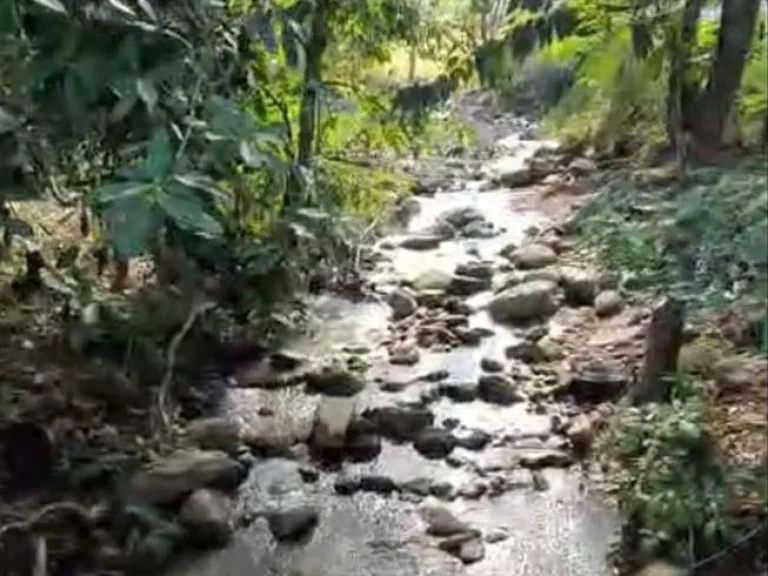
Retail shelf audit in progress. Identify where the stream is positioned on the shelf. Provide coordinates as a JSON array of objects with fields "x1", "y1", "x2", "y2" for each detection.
[{"x1": 169, "y1": 92, "x2": 619, "y2": 576}]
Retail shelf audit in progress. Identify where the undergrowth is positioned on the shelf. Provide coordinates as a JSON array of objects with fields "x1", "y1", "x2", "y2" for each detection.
[{"x1": 606, "y1": 374, "x2": 767, "y2": 572}]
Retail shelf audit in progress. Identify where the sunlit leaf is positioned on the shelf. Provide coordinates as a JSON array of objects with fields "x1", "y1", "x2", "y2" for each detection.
[
  {"x1": 31, "y1": 0, "x2": 67, "y2": 14},
  {"x1": 92, "y1": 181, "x2": 151, "y2": 208},
  {"x1": 107, "y1": 0, "x2": 137, "y2": 17},
  {"x1": 0, "y1": 106, "x2": 22, "y2": 134},
  {"x1": 136, "y1": 0, "x2": 158, "y2": 21},
  {"x1": 136, "y1": 78, "x2": 159, "y2": 113},
  {"x1": 102, "y1": 194, "x2": 157, "y2": 258}
]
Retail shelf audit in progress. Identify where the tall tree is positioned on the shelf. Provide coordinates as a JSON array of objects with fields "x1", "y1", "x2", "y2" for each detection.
[{"x1": 694, "y1": 0, "x2": 762, "y2": 145}]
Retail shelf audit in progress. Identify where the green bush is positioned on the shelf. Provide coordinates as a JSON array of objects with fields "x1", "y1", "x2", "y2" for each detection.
[{"x1": 608, "y1": 375, "x2": 766, "y2": 569}]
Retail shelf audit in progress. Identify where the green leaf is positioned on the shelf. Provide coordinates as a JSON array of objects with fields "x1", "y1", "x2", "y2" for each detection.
[
  {"x1": 31, "y1": 0, "x2": 67, "y2": 14},
  {"x1": 92, "y1": 181, "x2": 151, "y2": 208},
  {"x1": 173, "y1": 173, "x2": 225, "y2": 201},
  {"x1": 102, "y1": 194, "x2": 157, "y2": 258},
  {"x1": 110, "y1": 93, "x2": 138, "y2": 123},
  {"x1": 136, "y1": 0, "x2": 158, "y2": 21},
  {"x1": 107, "y1": 0, "x2": 136, "y2": 17},
  {"x1": 158, "y1": 184, "x2": 223, "y2": 239},
  {"x1": 136, "y1": 78, "x2": 159, "y2": 113},
  {"x1": 146, "y1": 129, "x2": 174, "y2": 181},
  {"x1": 0, "y1": 106, "x2": 22, "y2": 134}
]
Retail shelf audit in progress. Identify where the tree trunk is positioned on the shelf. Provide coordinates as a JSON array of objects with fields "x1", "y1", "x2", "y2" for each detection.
[
  {"x1": 297, "y1": 0, "x2": 329, "y2": 169},
  {"x1": 693, "y1": 0, "x2": 762, "y2": 146},
  {"x1": 666, "y1": 0, "x2": 705, "y2": 163},
  {"x1": 630, "y1": 297, "x2": 685, "y2": 405}
]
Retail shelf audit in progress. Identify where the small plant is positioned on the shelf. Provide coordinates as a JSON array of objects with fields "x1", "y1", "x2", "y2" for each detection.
[{"x1": 607, "y1": 374, "x2": 766, "y2": 570}]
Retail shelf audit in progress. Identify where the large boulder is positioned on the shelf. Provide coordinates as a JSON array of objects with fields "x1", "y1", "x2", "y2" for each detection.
[
  {"x1": 449, "y1": 274, "x2": 492, "y2": 296},
  {"x1": 559, "y1": 266, "x2": 599, "y2": 306},
  {"x1": 488, "y1": 280, "x2": 560, "y2": 323},
  {"x1": 178, "y1": 488, "x2": 233, "y2": 547},
  {"x1": 267, "y1": 505, "x2": 319, "y2": 542},
  {"x1": 509, "y1": 243, "x2": 558, "y2": 269},
  {"x1": 128, "y1": 449, "x2": 241, "y2": 505},
  {"x1": 413, "y1": 427, "x2": 457, "y2": 459}
]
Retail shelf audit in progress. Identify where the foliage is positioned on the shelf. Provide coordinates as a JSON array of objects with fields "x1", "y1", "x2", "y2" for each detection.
[
  {"x1": 608, "y1": 374, "x2": 766, "y2": 568},
  {"x1": 576, "y1": 160, "x2": 768, "y2": 326}
]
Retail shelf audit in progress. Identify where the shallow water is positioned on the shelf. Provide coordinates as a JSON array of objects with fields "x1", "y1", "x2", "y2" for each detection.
[{"x1": 172, "y1": 106, "x2": 617, "y2": 576}]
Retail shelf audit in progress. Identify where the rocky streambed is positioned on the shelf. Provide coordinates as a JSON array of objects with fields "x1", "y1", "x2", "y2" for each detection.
[{"x1": 133, "y1": 97, "x2": 654, "y2": 576}]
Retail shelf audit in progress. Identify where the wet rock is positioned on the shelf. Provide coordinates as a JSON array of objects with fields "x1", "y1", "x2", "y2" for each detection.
[
  {"x1": 363, "y1": 406, "x2": 434, "y2": 441},
  {"x1": 505, "y1": 340, "x2": 544, "y2": 363},
  {"x1": 489, "y1": 280, "x2": 560, "y2": 323},
  {"x1": 478, "y1": 374, "x2": 524, "y2": 405},
  {"x1": 537, "y1": 336, "x2": 564, "y2": 361},
  {"x1": 389, "y1": 342, "x2": 420, "y2": 366},
  {"x1": 311, "y1": 397, "x2": 355, "y2": 455},
  {"x1": 270, "y1": 351, "x2": 307, "y2": 372},
  {"x1": 413, "y1": 269, "x2": 453, "y2": 292},
  {"x1": 594, "y1": 290, "x2": 624, "y2": 317},
  {"x1": 439, "y1": 380, "x2": 479, "y2": 402},
  {"x1": 298, "y1": 465, "x2": 320, "y2": 483},
  {"x1": 458, "y1": 482, "x2": 488, "y2": 499},
  {"x1": 267, "y1": 505, "x2": 319, "y2": 541},
  {"x1": 462, "y1": 219, "x2": 496, "y2": 238},
  {"x1": 359, "y1": 474, "x2": 398, "y2": 494},
  {"x1": 186, "y1": 417, "x2": 240, "y2": 454},
  {"x1": 565, "y1": 414, "x2": 593, "y2": 452},
  {"x1": 306, "y1": 362, "x2": 364, "y2": 397},
  {"x1": 509, "y1": 243, "x2": 558, "y2": 269},
  {"x1": 129, "y1": 450, "x2": 242, "y2": 505},
  {"x1": 455, "y1": 261, "x2": 494, "y2": 279},
  {"x1": 480, "y1": 357, "x2": 504, "y2": 373},
  {"x1": 420, "y1": 505, "x2": 472, "y2": 536},
  {"x1": 449, "y1": 274, "x2": 491, "y2": 296},
  {"x1": 414, "y1": 427, "x2": 457, "y2": 459},
  {"x1": 401, "y1": 477, "x2": 432, "y2": 496},
  {"x1": 559, "y1": 266, "x2": 599, "y2": 306},
  {"x1": 454, "y1": 429, "x2": 491, "y2": 451},
  {"x1": 565, "y1": 358, "x2": 630, "y2": 403},
  {"x1": 531, "y1": 470, "x2": 549, "y2": 491},
  {"x1": 399, "y1": 234, "x2": 444, "y2": 250},
  {"x1": 568, "y1": 157, "x2": 597, "y2": 176},
  {"x1": 334, "y1": 474, "x2": 361, "y2": 495},
  {"x1": 454, "y1": 326, "x2": 492, "y2": 346},
  {"x1": 421, "y1": 369, "x2": 451, "y2": 382},
  {"x1": 485, "y1": 528, "x2": 509, "y2": 543},
  {"x1": 388, "y1": 287, "x2": 418, "y2": 320},
  {"x1": 429, "y1": 481, "x2": 456, "y2": 499},
  {"x1": 435, "y1": 206, "x2": 486, "y2": 232},
  {"x1": 456, "y1": 537, "x2": 485, "y2": 564},
  {"x1": 519, "y1": 449, "x2": 573, "y2": 469},
  {"x1": 345, "y1": 433, "x2": 382, "y2": 462},
  {"x1": 498, "y1": 165, "x2": 536, "y2": 188},
  {"x1": 178, "y1": 489, "x2": 233, "y2": 547}
]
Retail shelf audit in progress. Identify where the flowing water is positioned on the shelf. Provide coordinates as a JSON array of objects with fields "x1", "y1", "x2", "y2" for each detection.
[{"x1": 170, "y1": 96, "x2": 618, "y2": 576}]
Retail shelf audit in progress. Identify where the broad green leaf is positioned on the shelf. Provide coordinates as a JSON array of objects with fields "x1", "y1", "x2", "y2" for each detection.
[
  {"x1": 92, "y1": 181, "x2": 151, "y2": 208},
  {"x1": 102, "y1": 194, "x2": 157, "y2": 258},
  {"x1": 146, "y1": 129, "x2": 174, "y2": 181},
  {"x1": 173, "y1": 173, "x2": 225, "y2": 201},
  {"x1": 239, "y1": 140, "x2": 269, "y2": 168},
  {"x1": 31, "y1": 0, "x2": 67, "y2": 14},
  {"x1": 158, "y1": 184, "x2": 223, "y2": 239}
]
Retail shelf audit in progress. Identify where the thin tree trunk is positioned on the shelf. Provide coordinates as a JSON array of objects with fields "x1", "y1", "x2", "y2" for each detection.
[
  {"x1": 408, "y1": 46, "x2": 417, "y2": 81},
  {"x1": 297, "y1": 0, "x2": 329, "y2": 169},
  {"x1": 693, "y1": 0, "x2": 762, "y2": 146}
]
